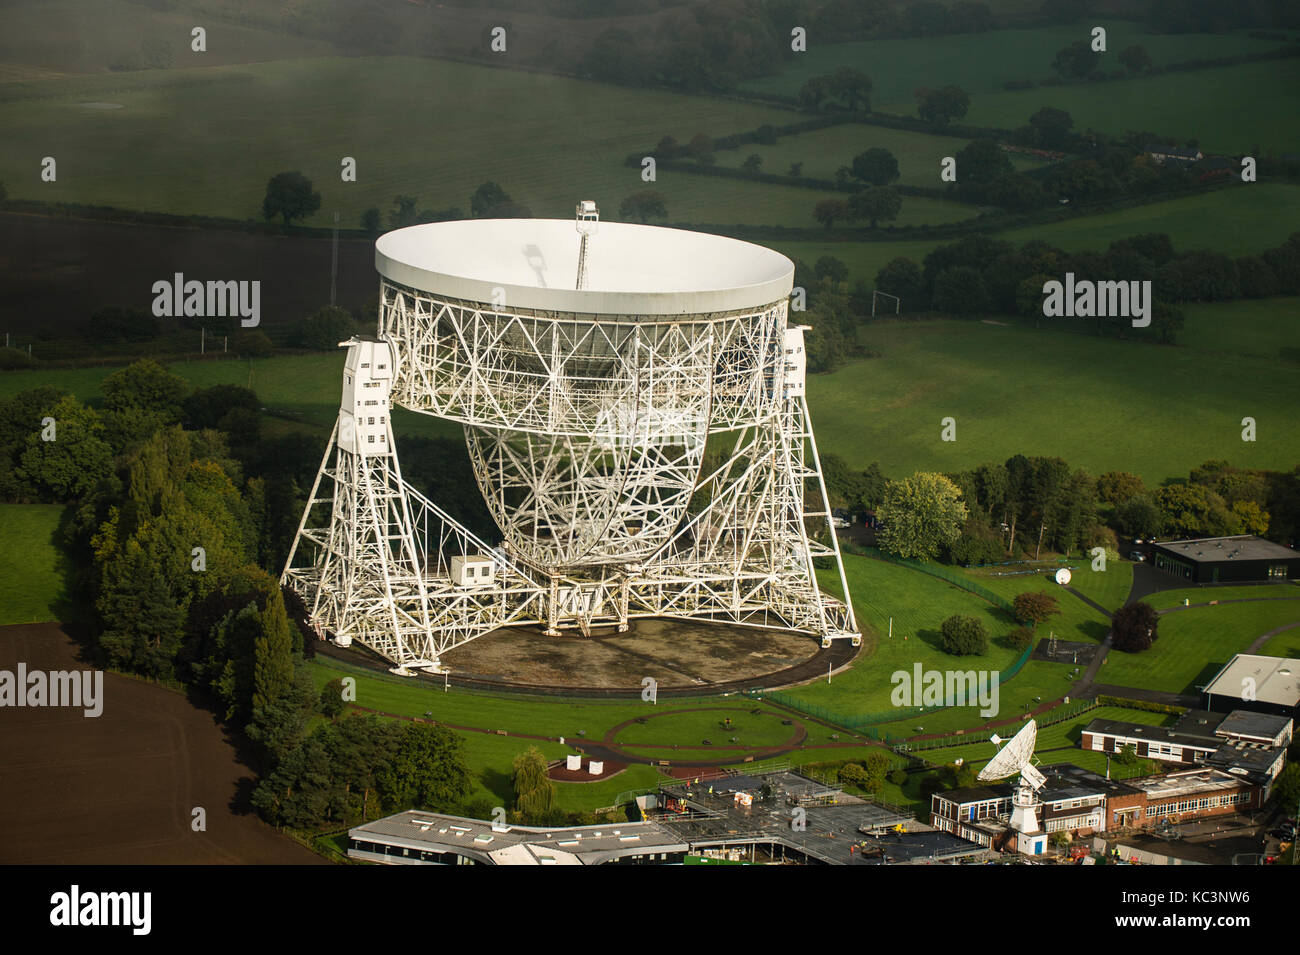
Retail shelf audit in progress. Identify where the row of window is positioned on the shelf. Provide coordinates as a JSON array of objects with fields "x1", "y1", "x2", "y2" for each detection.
[{"x1": 1148, "y1": 791, "x2": 1250, "y2": 816}]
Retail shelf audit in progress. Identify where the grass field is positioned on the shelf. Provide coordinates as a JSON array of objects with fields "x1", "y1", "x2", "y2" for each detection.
[
  {"x1": 996, "y1": 184, "x2": 1300, "y2": 256},
  {"x1": 716, "y1": 123, "x2": 974, "y2": 187},
  {"x1": 739, "y1": 26, "x2": 1283, "y2": 114},
  {"x1": 0, "y1": 55, "x2": 835, "y2": 228},
  {"x1": 1098, "y1": 599, "x2": 1300, "y2": 693},
  {"x1": 1179, "y1": 296, "x2": 1300, "y2": 362},
  {"x1": 1062, "y1": 561, "x2": 1134, "y2": 613},
  {"x1": 0, "y1": 0, "x2": 335, "y2": 76},
  {"x1": 805, "y1": 313, "x2": 1298, "y2": 484},
  {"x1": 0, "y1": 504, "x2": 70, "y2": 625},
  {"x1": 965, "y1": 59, "x2": 1300, "y2": 155},
  {"x1": 774, "y1": 184, "x2": 1300, "y2": 287}
]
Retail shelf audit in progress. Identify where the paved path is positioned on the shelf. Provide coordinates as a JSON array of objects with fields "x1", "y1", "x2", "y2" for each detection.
[
  {"x1": 1063, "y1": 586, "x2": 1113, "y2": 619},
  {"x1": 1246, "y1": 621, "x2": 1300, "y2": 654},
  {"x1": 1086, "y1": 683, "x2": 1200, "y2": 708}
]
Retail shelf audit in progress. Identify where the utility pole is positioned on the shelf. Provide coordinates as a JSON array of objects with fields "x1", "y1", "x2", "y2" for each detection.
[{"x1": 1035, "y1": 520, "x2": 1046, "y2": 559}]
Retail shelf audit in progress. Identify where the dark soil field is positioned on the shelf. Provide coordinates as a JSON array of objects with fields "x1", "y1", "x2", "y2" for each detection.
[
  {"x1": 0, "y1": 212, "x2": 377, "y2": 341},
  {"x1": 0, "y1": 622, "x2": 325, "y2": 864}
]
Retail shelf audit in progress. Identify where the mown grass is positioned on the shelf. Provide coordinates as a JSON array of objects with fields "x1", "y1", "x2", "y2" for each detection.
[{"x1": 1098, "y1": 599, "x2": 1300, "y2": 693}]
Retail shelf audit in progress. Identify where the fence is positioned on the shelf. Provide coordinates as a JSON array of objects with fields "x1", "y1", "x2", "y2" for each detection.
[
  {"x1": 764, "y1": 643, "x2": 1035, "y2": 739},
  {"x1": 847, "y1": 547, "x2": 1015, "y2": 612},
  {"x1": 894, "y1": 697, "x2": 1100, "y2": 756}
]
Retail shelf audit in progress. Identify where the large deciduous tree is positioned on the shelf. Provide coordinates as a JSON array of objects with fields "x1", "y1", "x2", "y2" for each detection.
[{"x1": 877, "y1": 472, "x2": 969, "y2": 560}]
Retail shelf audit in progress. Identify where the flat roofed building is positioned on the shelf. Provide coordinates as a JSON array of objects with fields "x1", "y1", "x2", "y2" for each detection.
[
  {"x1": 1151, "y1": 535, "x2": 1299, "y2": 584},
  {"x1": 1204, "y1": 654, "x2": 1300, "y2": 718},
  {"x1": 1126, "y1": 769, "x2": 1262, "y2": 823}
]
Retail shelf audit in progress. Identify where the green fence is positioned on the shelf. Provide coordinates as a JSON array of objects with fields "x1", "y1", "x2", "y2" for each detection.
[
  {"x1": 843, "y1": 545, "x2": 1015, "y2": 612},
  {"x1": 764, "y1": 643, "x2": 1034, "y2": 738}
]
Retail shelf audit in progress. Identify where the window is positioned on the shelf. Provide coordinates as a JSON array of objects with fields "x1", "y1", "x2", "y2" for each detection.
[{"x1": 367, "y1": 435, "x2": 375, "y2": 444}]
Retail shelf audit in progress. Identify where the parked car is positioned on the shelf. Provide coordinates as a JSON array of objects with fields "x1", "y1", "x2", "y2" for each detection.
[{"x1": 1128, "y1": 550, "x2": 1146, "y2": 562}]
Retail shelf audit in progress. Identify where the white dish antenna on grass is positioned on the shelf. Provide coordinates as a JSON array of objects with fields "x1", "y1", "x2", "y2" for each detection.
[
  {"x1": 979, "y1": 720, "x2": 1045, "y2": 839},
  {"x1": 1055, "y1": 567, "x2": 1072, "y2": 586}
]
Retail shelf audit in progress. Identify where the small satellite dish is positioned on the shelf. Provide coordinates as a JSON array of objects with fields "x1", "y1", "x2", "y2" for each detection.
[{"x1": 1055, "y1": 567, "x2": 1072, "y2": 586}]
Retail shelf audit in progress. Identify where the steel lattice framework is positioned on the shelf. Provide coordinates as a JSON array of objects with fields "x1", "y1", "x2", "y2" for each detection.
[{"x1": 282, "y1": 216, "x2": 858, "y2": 673}]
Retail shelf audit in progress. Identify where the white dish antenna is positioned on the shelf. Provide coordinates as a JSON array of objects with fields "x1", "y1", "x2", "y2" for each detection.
[
  {"x1": 978, "y1": 719, "x2": 1038, "y2": 782},
  {"x1": 1055, "y1": 567, "x2": 1072, "y2": 586}
]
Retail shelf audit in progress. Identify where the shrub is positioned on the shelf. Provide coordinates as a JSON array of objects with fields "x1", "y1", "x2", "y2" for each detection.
[
  {"x1": 1013, "y1": 591, "x2": 1060, "y2": 626},
  {"x1": 940, "y1": 614, "x2": 989, "y2": 656},
  {"x1": 1007, "y1": 625, "x2": 1035, "y2": 651}
]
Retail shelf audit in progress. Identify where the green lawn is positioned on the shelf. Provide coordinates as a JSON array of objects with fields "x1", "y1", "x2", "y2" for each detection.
[
  {"x1": 1258, "y1": 625, "x2": 1300, "y2": 659},
  {"x1": 1142, "y1": 583, "x2": 1299, "y2": 611},
  {"x1": 0, "y1": 55, "x2": 825, "y2": 227},
  {"x1": 1098, "y1": 599, "x2": 1300, "y2": 693},
  {"x1": 1064, "y1": 561, "x2": 1134, "y2": 614},
  {"x1": 798, "y1": 554, "x2": 1022, "y2": 718},
  {"x1": 611, "y1": 706, "x2": 801, "y2": 748},
  {"x1": 806, "y1": 314, "x2": 1298, "y2": 485},
  {"x1": 740, "y1": 25, "x2": 1282, "y2": 120},
  {"x1": 910, "y1": 705, "x2": 1176, "y2": 772},
  {"x1": 0, "y1": 503, "x2": 71, "y2": 625},
  {"x1": 957, "y1": 566, "x2": 1112, "y2": 644}
]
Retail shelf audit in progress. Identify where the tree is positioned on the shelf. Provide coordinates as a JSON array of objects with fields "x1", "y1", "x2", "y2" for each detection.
[
  {"x1": 1007, "y1": 625, "x2": 1035, "y2": 651},
  {"x1": 261, "y1": 171, "x2": 321, "y2": 226},
  {"x1": 1111, "y1": 601, "x2": 1158, "y2": 653},
  {"x1": 877, "y1": 472, "x2": 969, "y2": 560},
  {"x1": 319, "y1": 677, "x2": 346, "y2": 717},
  {"x1": 1052, "y1": 39, "x2": 1101, "y2": 79},
  {"x1": 788, "y1": 161, "x2": 803, "y2": 177},
  {"x1": 1116, "y1": 494, "x2": 1165, "y2": 538},
  {"x1": 294, "y1": 305, "x2": 357, "y2": 350},
  {"x1": 940, "y1": 614, "x2": 989, "y2": 656},
  {"x1": 512, "y1": 746, "x2": 555, "y2": 817},
  {"x1": 1155, "y1": 483, "x2": 1240, "y2": 537},
  {"x1": 1118, "y1": 45, "x2": 1152, "y2": 75},
  {"x1": 847, "y1": 187, "x2": 902, "y2": 228},
  {"x1": 915, "y1": 85, "x2": 971, "y2": 126},
  {"x1": 850, "y1": 147, "x2": 899, "y2": 186},
  {"x1": 932, "y1": 266, "x2": 990, "y2": 314},
  {"x1": 1097, "y1": 471, "x2": 1147, "y2": 506},
  {"x1": 1028, "y1": 107, "x2": 1075, "y2": 150},
  {"x1": 618, "y1": 191, "x2": 668, "y2": 223},
  {"x1": 1014, "y1": 591, "x2": 1061, "y2": 627},
  {"x1": 17, "y1": 395, "x2": 112, "y2": 500},
  {"x1": 954, "y1": 138, "x2": 1014, "y2": 184},
  {"x1": 379, "y1": 722, "x2": 473, "y2": 811},
  {"x1": 234, "y1": 330, "x2": 273, "y2": 358},
  {"x1": 813, "y1": 198, "x2": 849, "y2": 230},
  {"x1": 827, "y1": 67, "x2": 873, "y2": 111},
  {"x1": 875, "y1": 257, "x2": 927, "y2": 312},
  {"x1": 360, "y1": 208, "x2": 381, "y2": 234},
  {"x1": 101, "y1": 359, "x2": 188, "y2": 419},
  {"x1": 88, "y1": 305, "x2": 160, "y2": 344},
  {"x1": 741, "y1": 153, "x2": 763, "y2": 173},
  {"x1": 797, "y1": 75, "x2": 829, "y2": 110},
  {"x1": 814, "y1": 256, "x2": 849, "y2": 285}
]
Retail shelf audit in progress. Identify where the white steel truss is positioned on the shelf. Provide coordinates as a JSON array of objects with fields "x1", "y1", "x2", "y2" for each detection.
[{"x1": 282, "y1": 283, "x2": 859, "y2": 672}]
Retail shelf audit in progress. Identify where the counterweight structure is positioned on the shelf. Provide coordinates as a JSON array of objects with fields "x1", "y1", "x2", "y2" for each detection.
[{"x1": 283, "y1": 210, "x2": 858, "y2": 673}]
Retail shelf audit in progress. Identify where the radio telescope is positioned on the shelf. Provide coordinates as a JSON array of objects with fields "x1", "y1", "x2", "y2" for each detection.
[
  {"x1": 282, "y1": 202, "x2": 858, "y2": 673},
  {"x1": 980, "y1": 720, "x2": 1045, "y2": 840}
]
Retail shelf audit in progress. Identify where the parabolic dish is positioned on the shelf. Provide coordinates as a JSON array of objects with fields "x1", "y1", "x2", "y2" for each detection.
[
  {"x1": 978, "y1": 718, "x2": 1038, "y2": 781},
  {"x1": 375, "y1": 218, "x2": 795, "y2": 316},
  {"x1": 1055, "y1": 567, "x2": 1072, "y2": 586}
]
